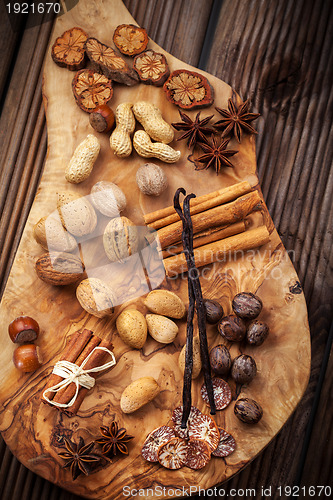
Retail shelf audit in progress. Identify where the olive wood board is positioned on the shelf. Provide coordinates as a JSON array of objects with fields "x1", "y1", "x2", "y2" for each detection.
[{"x1": 0, "y1": 0, "x2": 311, "y2": 498}]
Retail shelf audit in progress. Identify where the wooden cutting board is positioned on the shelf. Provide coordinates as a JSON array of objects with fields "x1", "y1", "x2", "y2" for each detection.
[{"x1": 0, "y1": 0, "x2": 311, "y2": 498}]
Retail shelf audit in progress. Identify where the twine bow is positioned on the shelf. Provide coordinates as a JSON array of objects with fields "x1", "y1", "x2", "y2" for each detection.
[{"x1": 42, "y1": 346, "x2": 116, "y2": 408}]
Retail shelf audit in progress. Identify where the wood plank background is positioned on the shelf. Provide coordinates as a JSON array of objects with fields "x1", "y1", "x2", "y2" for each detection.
[{"x1": 0, "y1": 0, "x2": 332, "y2": 499}]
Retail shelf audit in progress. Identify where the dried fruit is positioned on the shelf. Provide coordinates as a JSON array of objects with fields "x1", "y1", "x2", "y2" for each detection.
[
  {"x1": 212, "y1": 428, "x2": 236, "y2": 457},
  {"x1": 116, "y1": 309, "x2": 147, "y2": 349},
  {"x1": 110, "y1": 102, "x2": 135, "y2": 158},
  {"x1": 214, "y1": 98, "x2": 260, "y2": 143},
  {"x1": 134, "y1": 49, "x2": 170, "y2": 86},
  {"x1": 191, "y1": 135, "x2": 238, "y2": 174},
  {"x1": 89, "y1": 104, "x2": 115, "y2": 133},
  {"x1": 8, "y1": 316, "x2": 40, "y2": 343},
  {"x1": 136, "y1": 163, "x2": 168, "y2": 196},
  {"x1": 172, "y1": 405, "x2": 202, "y2": 439},
  {"x1": 65, "y1": 134, "x2": 100, "y2": 184},
  {"x1": 133, "y1": 101, "x2": 174, "y2": 144},
  {"x1": 163, "y1": 69, "x2": 214, "y2": 109},
  {"x1": 172, "y1": 111, "x2": 214, "y2": 149},
  {"x1": 85, "y1": 37, "x2": 138, "y2": 86},
  {"x1": 231, "y1": 354, "x2": 257, "y2": 385},
  {"x1": 76, "y1": 278, "x2": 117, "y2": 318},
  {"x1": 188, "y1": 413, "x2": 220, "y2": 452},
  {"x1": 13, "y1": 344, "x2": 42, "y2": 373},
  {"x1": 232, "y1": 292, "x2": 263, "y2": 319},
  {"x1": 120, "y1": 376, "x2": 160, "y2": 414},
  {"x1": 57, "y1": 192, "x2": 97, "y2": 237},
  {"x1": 133, "y1": 130, "x2": 181, "y2": 163},
  {"x1": 218, "y1": 314, "x2": 247, "y2": 342},
  {"x1": 209, "y1": 344, "x2": 231, "y2": 376},
  {"x1": 33, "y1": 214, "x2": 78, "y2": 253},
  {"x1": 95, "y1": 421, "x2": 133, "y2": 456},
  {"x1": 201, "y1": 377, "x2": 232, "y2": 410},
  {"x1": 72, "y1": 69, "x2": 113, "y2": 113},
  {"x1": 144, "y1": 290, "x2": 186, "y2": 319},
  {"x1": 178, "y1": 335, "x2": 202, "y2": 379},
  {"x1": 146, "y1": 314, "x2": 178, "y2": 344},
  {"x1": 57, "y1": 437, "x2": 100, "y2": 480},
  {"x1": 157, "y1": 437, "x2": 187, "y2": 469},
  {"x1": 90, "y1": 181, "x2": 127, "y2": 217},
  {"x1": 113, "y1": 24, "x2": 149, "y2": 56},
  {"x1": 141, "y1": 425, "x2": 176, "y2": 462},
  {"x1": 203, "y1": 299, "x2": 224, "y2": 324},
  {"x1": 234, "y1": 397, "x2": 263, "y2": 424},
  {"x1": 183, "y1": 439, "x2": 211, "y2": 469},
  {"x1": 51, "y1": 27, "x2": 88, "y2": 71},
  {"x1": 246, "y1": 320, "x2": 269, "y2": 346},
  {"x1": 35, "y1": 252, "x2": 84, "y2": 286},
  {"x1": 103, "y1": 216, "x2": 139, "y2": 262}
]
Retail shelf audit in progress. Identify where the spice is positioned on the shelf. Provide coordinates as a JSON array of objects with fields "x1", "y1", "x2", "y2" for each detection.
[
  {"x1": 246, "y1": 320, "x2": 269, "y2": 346},
  {"x1": 209, "y1": 345, "x2": 232, "y2": 376},
  {"x1": 203, "y1": 299, "x2": 224, "y2": 324},
  {"x1": 57, "y1": 437, "x2": 100, "y2": 480},
  {"x1": 231, "y1": 354, "x2": 257, "y2": 385},
  {"x1": 141, "y1": 426, "x2": 176, "y2": 462},
  {"x1": 133, "y1": 49, "x2": 170, "y2": 86},
  {"x1": 212, "y1": 428, "x2": 236, "y2": 457},
  {"x1": 232, "y1": 292, "x2": 263, "y2": 319},
  {"x1": 51, "y1": 27, "x2": 88, "y2": 71},
  {"x1": 214, "y1": 97, "x2": 260, "y2": 143},
  {"x1": 234, "y1": 397, "x2": 263, "y2": 424},
  {"x1": 95, "y1": 421, "x2": 133, "y2": 456},
  {"x1": 201, "y1": 377, "x2": 232, "y2": 410},
  {"x1": 218, "y1": 314, "x2": 247, "y2": 342},
  {"x1": 172, "y1": 111, "x2": 214, "y2": 149},
  {"x1": 190, "y1": 135, "x2": 238, "y2": 173},
  {"x1": 163, "y1": 69, "x2": 214, "y2": 109},
  {"x1": 72, "y1": 69, "x2": 113, "y2": 113},
  {"x1": 113, "y1": 24, "x2": 149, "y2": 56}
]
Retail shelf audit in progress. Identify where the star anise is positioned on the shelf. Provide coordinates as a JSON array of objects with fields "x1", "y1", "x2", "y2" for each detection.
[
  {"x1": 95, "y1": 421, "x2": 134, "y2": 457},
  {"x1": 214, "y1": 98, "x2": 260, "y2": 143},
  {"x1": 172, "y1": 111, "x2": 215, "y2": 148},
  {"x1": 190, "y1": 135, "x2": 238, "y2": 174},
  {"x1": 57, "y1": 437, "x2": 101, "y2": 480}
]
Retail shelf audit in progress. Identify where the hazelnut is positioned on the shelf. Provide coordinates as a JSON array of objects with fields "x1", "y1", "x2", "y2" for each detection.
[
  {"x1": 231, "y1": 354, "x2": 257, "y2": 384},
  {"x1": 232, "y1": 292, "x2": 262, "y2": 319},
  {"x1": 136, "y1": 163, "x2": 168, "y2": 196},
  {"x1": 13, "y1": 344, "x2": 42, "y2": 372},
  {"x1": 8, "y1": 316, "x2": 40, "y2": 343},
  {"x1": 209, "y1": 345, "x2": 231, "y2": 375},
  {"x1": 89, "y1": 104, "x2": 115, "y2": 133},
  {"x1": 204, "y1": 299, "x2": 224, "y2": 324},
  {"x1": 217, "y1": 315, "x2": 246, "y2": 342},
  {"x1": 234, "y1": 397, "x2": 263, "y2": 424},
  {"x1": 246, "y1": 320, "x2": 269, "y2": 346}
]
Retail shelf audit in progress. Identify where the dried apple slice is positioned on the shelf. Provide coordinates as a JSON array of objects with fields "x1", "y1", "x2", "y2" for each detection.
[
  {"x1": 163, "y1": 69, "x2": 214, "y2": 109},
  {"x1": 141, "y1": 425, "x2": 176, "y2": 462},
  {"x1": 201, "y1": 377, "x2": 232, "y2": 410},
  {"x1": 113, "y1": 24, "x2": 149, "y2": 56},
  {"x1": 85, "y1": 37, "x2": 139, "y2": 86},
  {"x1": 184, "y1": 439, "x2": 211, "y2": 469},
  {"x1": 171, "y1": 405, "x2": 202, "y2": 439},
  {"x1": 72, "y1": 69, "x2": 113, "y2": 113},
  {"x1": 133, "y1": 49, "x2": 170, "y2": 86},
  {"x1": 188, "y1": 413, "x2": 220, "y2": 452},
  {"x1": 212, "y1": 428, "x2": 236, "y2": 458},
  {"x1": 51, "y1": 27, "x2": 88, "y2": 71},
  {"x1": 157, "y1": 437, "x2": 188, "y2": 470}
]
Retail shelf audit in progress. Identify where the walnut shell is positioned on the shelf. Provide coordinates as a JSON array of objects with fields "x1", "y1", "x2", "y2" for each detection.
[
  {"x1": 90, "y1": 181, "x2": 127, "y2": 217},
  {"x1": 76, "y1": 278, "x2": 117, "y2": 318},
  {"x1": 35, "y1": 252, "x2": 84, "y2": 286},
  {"x1": 136, "y1": 163, "x2": 168, "y2": 196},
  {"x1": 103, "y1": 216, "x2": 139, "y2": 262}
]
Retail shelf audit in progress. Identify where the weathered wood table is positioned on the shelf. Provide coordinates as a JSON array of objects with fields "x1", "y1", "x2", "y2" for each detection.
[{"x1": 0, "y1": 1, "x2": 332, "y2": 499}]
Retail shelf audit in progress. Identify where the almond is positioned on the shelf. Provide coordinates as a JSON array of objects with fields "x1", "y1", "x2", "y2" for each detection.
[
  {"x1": 178, "y1": 335, "x2": 202, "y2": 379},
  {"x1": 33, "y1": 213, "x2": 78, "y2": 252},
  {"x1": 35, "y1": 252, "x2": 84, "y2": 286},
  {"x1": 76, "y1": 277, "x2": 117, "y2": 318},
  {"x1": 144, "y1": 290, "x2": 185, "y2": 319},
  {"x1": 57, "y1": 191, "x2": 97, "y2": 237},
  {"x1": 120, "y1": 376, "x2": 160, "y2": 414},
  {"x1": 116, "y1": 309, "x2": 147, "y2": 349},
  {"x1": 146, "y1": 314, "x2": 178, "y2": 344}
]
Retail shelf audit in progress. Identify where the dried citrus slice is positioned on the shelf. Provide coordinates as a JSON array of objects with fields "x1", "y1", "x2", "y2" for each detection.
[
  {"x1": 188, "y1": 413, "x2": 220, "y2": 452},
  {"x1": 51, "y1": 27, "x2": 88, "y2": 71},
  {"x1": 171, "y1": 405, "x2": 202, "y2": 439},
  {"x1": 184, "y1": 439, "x2": 211, "y2": 469},
  {"x1": 201, "y1": 377, "x2": 232, "y2": 410},
  {"x1": 157, "y1": 437, "x2": 188, "y2": 469},
  {"x1": 134, "y1": 49, "x2": 170, "y2": 86},
  {"x1": 212, "y1": 428, "x2": 236, "y2": 458},
  {"x1": 163, "y1": 69, "x2": 214, "y2": 109},
  {"x1": 72, "y1": 69, "x2": 113, "y2": 113},
  {"x1": 141, "y1": 425, "x2": 176, "y2": 462},
  {"x1": 113, "y1": 24, "x2": 149, "y2": 56}
]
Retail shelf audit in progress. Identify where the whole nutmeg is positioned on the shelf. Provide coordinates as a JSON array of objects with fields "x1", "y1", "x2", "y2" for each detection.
[
  {"x1": 90, "y1": 181, "x2": 127, "y2": 217},
  {"x1": 209, "y1": 345, "x2": 231, "y2": 375},
  {"x1": 234, "y1": 397, "x2": 263, "y2": 424},
  {"x1": 89, "y1": 104, "x2": 115, "y2": 133},
  {"x1": 246, "y1": 320, "x2": 269, "y2": 346},
  {"x1": 231, "y1": 354, "x2": 257, "y2": 384},
  {"x1": 204, "y1": 299, "x2": 224, "y2": 324},
  {"x1": 8, "y1": 316, "x2": 40, "y2": 343},
  {"x1": 103, "y1": 216, "x2": 139, "y2": 262},
  {"x1": 218, "y1": 315, "x2": 247, "y2": 342},
  {"x1": 136, "y1": 163, "x2": 168, "y2": 196},
  {"x1": 13, "y1": 344, "x2": 42, "y2": 372},
  {"x1": 232, "y1": 292, "x2": 262, "y2": 319}
]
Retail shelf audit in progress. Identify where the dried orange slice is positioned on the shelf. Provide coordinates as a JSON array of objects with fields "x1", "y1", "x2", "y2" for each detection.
[
  {"x1": 184, "y1": 439, "x2": 211, "y2": 469},
  {"x1": 201, "y1": 377, "x2": 232, "y2": 410},
  {"x1": 51, "y1": 27, "x2": 88, "y2": 71},
  {"x1": 157, "y1": 437, "x2": 187, "y2": 469},
  {"x1": 163, "y1": 69, "x2": 214, "y2": 109},
  {"x1": 171, "y1": 405, "x2": 202, "y2": 439},
  {"x1": 141, "y1": 425, "x2": 176, "y2": 462},
  {"x1": 212, "y1": 428, "x2": 236, "y2": 458},
  {"x1": 72, "y1": 69, "x2": 113, "y2": 113},
  {"x1": 113, "y1": 24, "x2": 149, "y2": 56},
  {"x1": 133, "y1": 49, "x2": 170, "y2": 86},
  {"x1": 188, "y1": 413, "x2": 220, "y2": 452}
]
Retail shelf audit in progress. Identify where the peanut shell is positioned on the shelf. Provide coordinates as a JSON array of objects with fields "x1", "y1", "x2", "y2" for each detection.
[
  {"x1": 133, "y1": 101, "x2": 174, "y2": 143},
  {"x1": 65, "y1": 134, "x2": 100, "y2": 184}
]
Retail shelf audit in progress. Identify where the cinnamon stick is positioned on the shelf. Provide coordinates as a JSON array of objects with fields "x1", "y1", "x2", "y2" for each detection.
[
  {"x1": 144, "y1": 181, "x2": 252, "y2": 226},
  {"x1": 163, "y1": 226, "x2": 270, "y2": 277},
  {"x1": 162, "y1": 221, "x2": 246, "y2": 258},
  {"x1": 157, "y1": 191, "x2": 262, "y2": 249}
]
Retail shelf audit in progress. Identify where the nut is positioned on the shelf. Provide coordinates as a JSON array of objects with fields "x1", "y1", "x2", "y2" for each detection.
[
  {"x1": 116, "y1": 309, "x2": 147, "y2": 349},
  {"x1": 144, "y1": 290, "x2": 185, "y2": 318},
  {"x1": 65, "y1": 134, "x2": 100, "y2": 184},
  {"x1": 103, "y1": 216, "x2": 139, "y2": 262},
  {"x1": 120, "y1": 376, "x2": 160, "y2": 414},
  {"x1": 209, "y1": 344, "x2": 231, "y2": 375},
  {"x1": 178, "y1": 335, "x2": 202, "y2": 378},
  {"x1": 57, "y1": 191, "x2": 97, "y2": 237},
  {"x1": 8, "y1": 316, "x2": 40, "y2": 343},
  {"x1": 90, "y1": 181, "x2": 127, "y2": 217},
  {"x1": 234, "y1": 397, "x2": 263, "y2": 424},
  {"x1": 13, "y1": 344, "x2": 42, "y2": 373},
  {"x1": 89, "y1": 104, "x2": 115, "y2": 133},
  {"x1": 146, "y1": 314, "x2": 178, "y2": 344},
  {"x1": 110, "y1": 102, "x2": 135, "y2": 157},
  {"x1": 232, "y1": 292, "x2": 263, "y2": 319},
  {"x1": 136, "y1": 163, "x2": 168, "y2": 196},
  {"x1": 33, "y1": 214, "x2": 78, "y2": 252},
  {"x1": 35, "y1": 252, "x2": 84, "y2": 286},
  {"x1": 246, "y1": 320, "x2": 269, "y2": 346},
  {"x1": 217, "y1": 314, "x2": 247, "y2": 342},
  {"x1": 231, "y1": 354, "x2": 257, "y2": 384},
  {"x1": 204, "y1": 299, "x2": 224, "y2": 324},
  {"x1": 133, "y1": 130, "x2": 181, "y2": 163},
  {"x1": 76, "y1": 278, "x2": 117, "y2": 318},
  {"x1": 132, "y1": 101, "x2": 174, "y2": 143}
]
